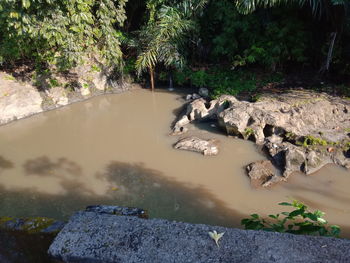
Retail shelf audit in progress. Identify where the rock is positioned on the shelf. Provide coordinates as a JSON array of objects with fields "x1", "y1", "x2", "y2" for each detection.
[
  {"x1": 304, "y1": 151, "x2": 325, "y2": 175},
  {"x1": 186, "y1": 94, "x2": 193, "y2": 101},
  {"x1": 80, "y1": 84, "x2": 91, "y2": 96},
  {"x1": 48, "y1": 209, "x2": 350, "y2": 263},
  {"x1": 85, "y1": 205, "x2": 148, "y2": 218},
  {"x1": 92, "y1": 71, "x2": 108, "y2": 91},
  {"x1": 218, "y1": 90, "x2": 350, "y2": 144},
  {"x1": 246, "y1": 160, "x2": 282, "y2": 188},
  {"x1": 0, "y1": 216, "x2": 65, "y2": 234},
  {"x1": 46, "y1": 86, "x2": 69, "y2": 106},
  {"x1": 284, "y1": 145, "x2": 306, "y2": 177},
  {"x1": 192, "y1": 93, "x2": 201, "y2": 100},
  {"x1": 198, "y1": 87, "x2": 209, "y2": 97},
  {"x1": 172, "y1": 95, "x2": 238, "y2": 135},
  {"x1": 174, "y1": 137, "x2": 219, "y2": 156},
  {"x1": 0, "y1": 73, "x2": 43, "y2": 125}
]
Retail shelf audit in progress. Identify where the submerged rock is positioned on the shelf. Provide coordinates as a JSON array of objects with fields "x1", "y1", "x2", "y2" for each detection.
[
  {"x1": 174, "y1": 137, "x2": 219, "y2": 156},
  {"x1": 246, "y1": 160, "x2": 283, "y2": 188}
]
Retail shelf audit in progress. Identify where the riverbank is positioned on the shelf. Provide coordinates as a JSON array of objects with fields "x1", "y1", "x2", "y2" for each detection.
[{"x1": 0, "y1": 70, "x2": 139, "y2": 126}]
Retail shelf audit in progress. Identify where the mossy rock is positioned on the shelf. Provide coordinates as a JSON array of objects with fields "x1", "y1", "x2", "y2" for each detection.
[{"x1": 0, "y1": 216, "x2": 63, "y2": 234}]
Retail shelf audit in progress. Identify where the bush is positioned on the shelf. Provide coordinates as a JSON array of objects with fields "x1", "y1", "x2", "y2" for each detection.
[{"x1": 241, "y1": 200, "x2": 341, "y2": 237}]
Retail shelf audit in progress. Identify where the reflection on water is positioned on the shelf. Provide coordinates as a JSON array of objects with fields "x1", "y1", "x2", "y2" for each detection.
[{"x1": 0, "y1": 89, "x2": 349, "y2": 237}]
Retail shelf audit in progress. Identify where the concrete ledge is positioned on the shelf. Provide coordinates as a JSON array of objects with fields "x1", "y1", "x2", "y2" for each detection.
[{"x1": 49, "y1": 210, "x2": 350, "y2": 263}]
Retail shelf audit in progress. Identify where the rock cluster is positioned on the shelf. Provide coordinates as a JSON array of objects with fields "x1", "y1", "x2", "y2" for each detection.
[{"x1": 172, "y1": 89, "x2": 350, "y2": 187}]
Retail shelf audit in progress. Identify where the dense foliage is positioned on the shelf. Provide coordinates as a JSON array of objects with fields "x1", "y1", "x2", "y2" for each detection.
[
  {"x1": 0, "y1": 0, "x2": 349, "y2": 92},
  {"x1": 241, "y1": 201, "x2": 341, "y2": 237},
  {"x1": 0, "y1": 0, "x2": 127, "y2": 70}
]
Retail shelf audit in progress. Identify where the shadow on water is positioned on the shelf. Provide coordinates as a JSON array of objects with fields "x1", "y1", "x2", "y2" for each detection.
[
  {"x1": 1, "y1": 157, "x2": 246, "y2": 229},
  {"x1": 0, "y1": 156, "x2": 14, "y2": 169},
  {"x1": 23, "y1": 156, "x2": 82, "y2": 178},
  {"x1": 101, "y1": 161, "x2": 245, "y2": 228}
]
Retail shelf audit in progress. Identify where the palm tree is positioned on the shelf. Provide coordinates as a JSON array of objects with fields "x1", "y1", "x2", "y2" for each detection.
[
  {"x1": 135, "y1": 0, "x2": 207, "y2": 91},
  {"x1": 235, "y1": 0, "x2": 349, "y2": 72}
]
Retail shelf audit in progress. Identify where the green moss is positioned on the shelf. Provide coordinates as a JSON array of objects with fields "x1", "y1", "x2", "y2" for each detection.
[
  {"x1": 0, "y1": 216, "x2": 14, "y2": 225},
  {"x1": 344, "y1": 128, "x2": 350, "y2": 133},
  {"x1": 0, "y1": 216, "x2": 55, "y2": 233},
  {"x1": 22, "y1": 217, "x2": 55, "y2": 233}
]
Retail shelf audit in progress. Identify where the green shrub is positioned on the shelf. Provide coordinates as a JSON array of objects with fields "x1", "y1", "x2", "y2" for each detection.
[{"x1": 241, "y1": 201, "x2": 341, "y2": 237}]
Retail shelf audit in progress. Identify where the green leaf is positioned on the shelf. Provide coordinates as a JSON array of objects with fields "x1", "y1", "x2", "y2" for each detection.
[{"x1": 22, "y1": 0, "x2": 30, "y2": 9}]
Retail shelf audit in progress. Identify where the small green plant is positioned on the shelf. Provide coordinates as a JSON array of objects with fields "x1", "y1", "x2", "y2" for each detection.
[
  {"x1": 285, "y1": 132, "x2": 297, "y2": 141},
  {"x1": 90, "y1": 64, "x2": 101, "y2": 73},
  {"x1": 251, "y1": 94, "x2": 262, "y2": 102},
  {"x1": 298, "y1": 135, "x2": 329, "y2": 147},
  {"x1": 241, "y1": 201, "x2": 341, "y2": 237},
  {"x1": 244, "y1": 127, "x2": 255, "y2": 137},
  {"x1": 49, "y1": 78, "x2": 61, "y2": 88}
]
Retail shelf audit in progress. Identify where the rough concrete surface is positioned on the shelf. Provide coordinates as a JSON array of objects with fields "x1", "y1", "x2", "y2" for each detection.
[{"x1": 49, "y1": 211, "x2": 350, "y2": 263}]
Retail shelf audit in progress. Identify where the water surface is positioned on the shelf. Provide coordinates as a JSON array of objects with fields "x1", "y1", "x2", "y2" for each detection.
[{"x1": 0, "y1": 89, "x2": 349, "y2": 236}]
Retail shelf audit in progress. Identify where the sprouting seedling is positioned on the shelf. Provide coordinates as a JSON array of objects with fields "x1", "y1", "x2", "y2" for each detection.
[{"x1": 208, "y1": 230, "x2": 224, "y2": 247}]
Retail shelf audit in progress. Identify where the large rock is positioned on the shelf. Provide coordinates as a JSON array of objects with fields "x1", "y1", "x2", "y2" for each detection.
[
  {"x1": 0, "y1": 72, "x2": 43, "y2": 125},
  {"x1": 218, "y1": 90, "x2": 350, "y2": 144},
  {"x1": 246, "y1": 160, "x2": 283, "y2": 188},
  {"x1": 172, "y1": 95, "x2": 237, "y2": 134},
  {"x1": 49, "y1": 209, "x2": 350, "y2": 263},
  {"x1": 174, "y1": 137, "x2": 219, "y2": 156}
]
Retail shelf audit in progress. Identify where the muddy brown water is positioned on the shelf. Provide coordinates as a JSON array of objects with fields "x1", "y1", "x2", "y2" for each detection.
[{"x1": 0, "y1": 89, "x2": 349, "y2": 237}]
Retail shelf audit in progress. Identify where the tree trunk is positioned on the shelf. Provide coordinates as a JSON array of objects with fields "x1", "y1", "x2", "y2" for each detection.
[
  {"x1": 320, "y1": 32, "x2": 337, "y2": 73},
  {"x1": 149, "y1": 66, "x2": 155, "y2": 91}
]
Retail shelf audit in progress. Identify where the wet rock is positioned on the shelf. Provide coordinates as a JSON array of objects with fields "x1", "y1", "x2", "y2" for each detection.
[
  {"x1": 0, "y1": 72, "x2": 43, "y2": 125},
  {"x1": 174, "y1": 137, "x2": 219, "y2": 156},
  {"x1": 0, "y1": 216, "x2": 65, "y2": 234},
  {"x1": 85, "y1": 205, "x2": 148, "y2": 219},
  {"x1": 246, "y1": 160, "x2": 282, "y2": 188}
]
